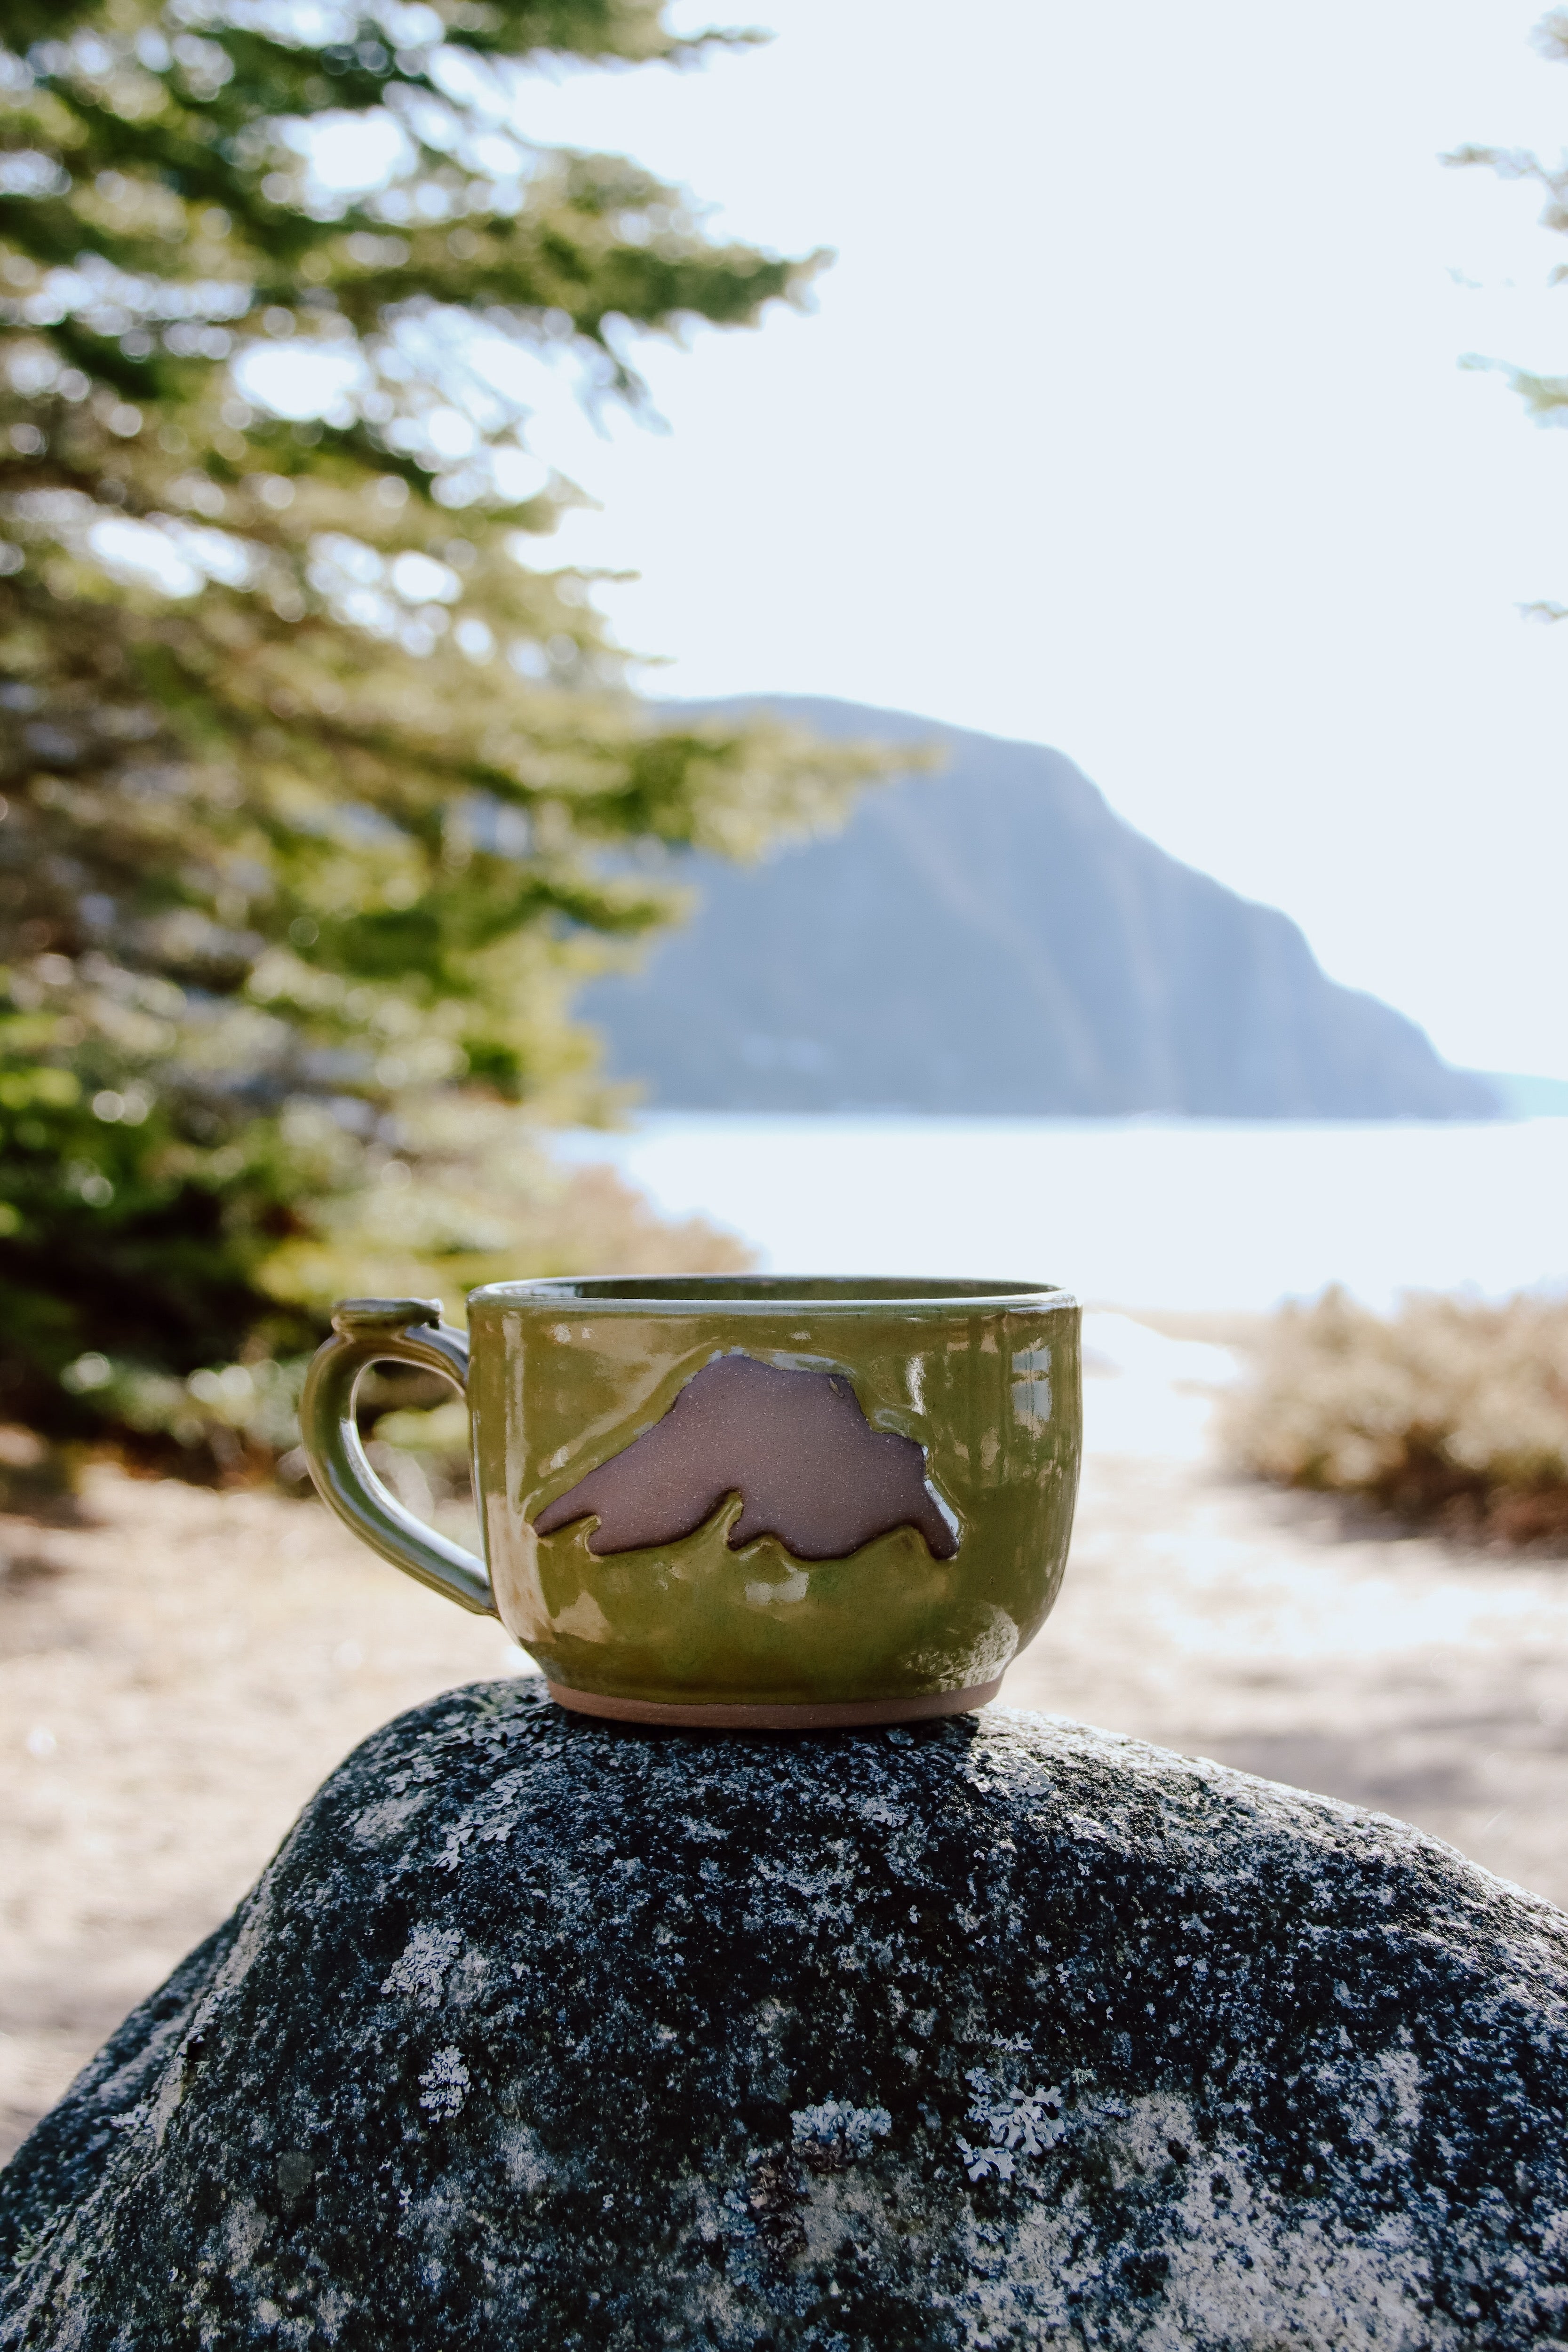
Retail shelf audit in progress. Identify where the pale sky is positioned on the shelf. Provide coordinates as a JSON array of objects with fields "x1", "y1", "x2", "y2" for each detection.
[{"x1": 475, "y1": 0, "x2": 1568, "y2": 1082}]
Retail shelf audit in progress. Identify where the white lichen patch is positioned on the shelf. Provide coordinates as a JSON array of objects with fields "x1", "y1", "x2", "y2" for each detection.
[
  {"x1": 498, "y1": 2122, "x2": 551, "y2": 2193},
  {"x1": 945, "y1": 2093, "x2": 1444, "y2": 2351},
  {"x1": 956, "y1": 2071, "x2": 1066, "y2": 2179},
  {"x1": 381, "y1": 1925, "x2": 462, "y2": 2008},
  {"x1": 222, "y1": 2196, "x2": 269, "y2": 2270},
  {"x1": 417, "y1": 2046, "x2": 470, "y2": 2120},
  {"x1": 791, "y1": 2099, "x2": 892, "y2": 2165},
  {"x1": 312, "y1": 2284, "x2": 354, "y2": 2342},
  {"x1": 350, "y1": 1790, "x2": 432, "y2": 1844}
]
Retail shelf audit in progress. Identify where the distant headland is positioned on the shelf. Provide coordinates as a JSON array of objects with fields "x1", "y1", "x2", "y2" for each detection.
[{"x1": 580, "y1": 697, "x2": 1501, "y2": 1121}]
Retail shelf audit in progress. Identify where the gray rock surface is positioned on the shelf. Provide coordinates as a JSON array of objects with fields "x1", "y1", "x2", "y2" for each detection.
[{"x1": 3, "y1": 1676, "x2": 1567, "y2": 2349}]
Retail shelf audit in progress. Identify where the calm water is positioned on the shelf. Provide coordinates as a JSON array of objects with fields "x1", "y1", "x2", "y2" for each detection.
[{"x1": 558, "y1": 1115, "x2": 1568, "y2": 1313}]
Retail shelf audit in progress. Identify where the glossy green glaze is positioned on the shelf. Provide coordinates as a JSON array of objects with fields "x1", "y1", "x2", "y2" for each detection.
[
  {"x1": 299, "y1": 1300, "x2": 491, "y2": 1613},
  {"x1": 302, "y1": 1276, "x2": 1082, "y2": 1713}
]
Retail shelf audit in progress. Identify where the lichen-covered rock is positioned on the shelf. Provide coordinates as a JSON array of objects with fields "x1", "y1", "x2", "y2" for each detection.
[{"x1": 3, "y1": 1679, "x2": 1568, "y2": 2350}]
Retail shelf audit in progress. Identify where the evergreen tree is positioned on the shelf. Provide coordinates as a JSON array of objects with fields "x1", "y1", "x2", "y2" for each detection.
[
  {"x1": 1452, "y1": 8, "x2": 1568, "y2": 610},
  {"x1": 0, "y1": 1, "x2": 877, "y2": 1462}
]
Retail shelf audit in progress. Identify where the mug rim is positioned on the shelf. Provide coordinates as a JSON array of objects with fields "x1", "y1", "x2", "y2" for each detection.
[{"x1": 468, "y1": 1273, "x2": 1078, "y2": 1315}]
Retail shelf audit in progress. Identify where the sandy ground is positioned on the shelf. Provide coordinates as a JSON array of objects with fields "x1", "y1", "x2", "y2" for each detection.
[{"x1": 4, "y1": 1317, "x2": 1567, "y2": 2164}]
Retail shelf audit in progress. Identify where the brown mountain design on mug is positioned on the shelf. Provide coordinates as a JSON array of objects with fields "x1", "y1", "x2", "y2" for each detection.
[{"x1": 531, "y1": 1353, "x2": 959, "y2": 1562}]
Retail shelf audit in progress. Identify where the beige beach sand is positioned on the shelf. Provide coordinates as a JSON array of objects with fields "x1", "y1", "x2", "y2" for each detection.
[{"x1": 3, "y1": 1319, "x2": 1566, "y2": 2161}]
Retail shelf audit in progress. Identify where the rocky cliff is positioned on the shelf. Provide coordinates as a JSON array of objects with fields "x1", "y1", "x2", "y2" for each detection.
[{"x1": 581, "y1": 698, "x2": 1496, "y2": 1119}]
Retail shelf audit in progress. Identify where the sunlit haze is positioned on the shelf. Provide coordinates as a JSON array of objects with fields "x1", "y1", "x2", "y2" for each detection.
[{"x1": 428, "y1": 0, "x2": 1568, "y2": 1083}]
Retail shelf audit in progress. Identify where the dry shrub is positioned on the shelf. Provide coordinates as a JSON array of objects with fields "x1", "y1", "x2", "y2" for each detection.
[{"x1": 1222, "y1": 1287, "x2": 1568, "y2": 1548}]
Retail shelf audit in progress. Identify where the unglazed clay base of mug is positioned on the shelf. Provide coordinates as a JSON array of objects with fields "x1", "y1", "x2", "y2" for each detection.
[{"x1": 545, "y1": 1679, "x2": 1003, "y2": 1730}]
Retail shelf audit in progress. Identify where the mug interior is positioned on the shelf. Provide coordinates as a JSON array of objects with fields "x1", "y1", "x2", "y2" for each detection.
[{"x1": 472, "y1": 1274, "x2": 1073, "y2": 1310}]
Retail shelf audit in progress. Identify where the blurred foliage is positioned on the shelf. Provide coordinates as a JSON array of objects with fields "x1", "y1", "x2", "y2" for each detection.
[
  {"x1": 0, "y1": 0, "x2": 888, "y2": 1469},
  {"x1": 49, "y1": 1118, "x2": 748, "y2": 1491},
  {"x1": 0, "y1": 1416, "x2": 74, "y2": 1515},
  {"x1": 1223, "y1": 1287, "x2": 1568, "y2": 1548},
  {"x1": 1450, "y1": 9, "x2": 1568, "y2": 618}
]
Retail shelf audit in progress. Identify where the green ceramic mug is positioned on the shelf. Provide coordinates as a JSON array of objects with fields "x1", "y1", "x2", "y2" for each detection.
[{"x1": 300, "y1": 1275, "x2": 1081, "y2": 1729}]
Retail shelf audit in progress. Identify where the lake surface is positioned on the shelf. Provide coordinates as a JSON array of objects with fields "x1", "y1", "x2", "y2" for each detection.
[{"x1": 558, "y1": 1114, "x2": 1568, "y2": 1312}]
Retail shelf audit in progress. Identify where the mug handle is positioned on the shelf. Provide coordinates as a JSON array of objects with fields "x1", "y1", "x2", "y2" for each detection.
[{"x1": 299, "y1": 1297, "x2": 496, "y2": 1618}]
